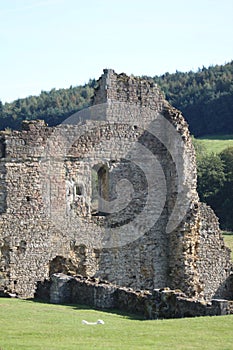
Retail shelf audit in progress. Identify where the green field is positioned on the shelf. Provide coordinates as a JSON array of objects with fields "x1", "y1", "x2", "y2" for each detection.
[
  {"x1": 196, "y1": 134, "x2": 233, "y2": 154},
  {"x1": 0, "y1": 299, "x2": 233, "y2": 350}
]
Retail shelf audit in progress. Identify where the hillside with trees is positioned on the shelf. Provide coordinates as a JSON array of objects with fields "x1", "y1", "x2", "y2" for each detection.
[
  {"x1": 0, "y1": 80, "x2": 96, "y2": 131},
  {"x1": 193, "y1": 142, "x2": 233, "y2": 231},
  {"x1": 152, "y1": 61, "x2": 233, "y2": 136},
  {"x1": 0, "y1": 61, "x2": 233, "y2": 136}
]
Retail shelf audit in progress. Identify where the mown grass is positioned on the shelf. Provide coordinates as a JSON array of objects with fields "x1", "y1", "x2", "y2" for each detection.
[
  {"x1": 196, "y1": 134, "x2": 233, "y2": 154},
  {"x1": 0, "y1": 299, "x2": 233, "y2": 350},
  {"x1": 223, "y1": 231, "x2": 233, "y2": 260}
]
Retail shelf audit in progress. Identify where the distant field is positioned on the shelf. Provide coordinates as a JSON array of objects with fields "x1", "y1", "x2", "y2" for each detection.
[
  {"x1": 0, "y1": 299, "x2": 233, "y2": 350},
  {"x1": 196, "y1": 134, "x2": 233, "y2": 154}
]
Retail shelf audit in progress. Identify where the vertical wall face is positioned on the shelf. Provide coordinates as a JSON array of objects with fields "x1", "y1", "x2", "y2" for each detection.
[
  {"x1": 0, "y1": 137, "x2": 6, "y2": 214},
  {"x1": 197, "y1": 204, "x2": 232, "y2": 300},
  {"x1": 90, "y1": 70, "x2": 201, "y2": 294},
  {"x1": 0, "y1": 69, "x2": 232, "y2": 299}
]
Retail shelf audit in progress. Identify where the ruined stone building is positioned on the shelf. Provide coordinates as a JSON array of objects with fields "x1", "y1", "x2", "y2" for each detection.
[{"x1": 0, "y1": 69, "x2": 232, "y2": 301}]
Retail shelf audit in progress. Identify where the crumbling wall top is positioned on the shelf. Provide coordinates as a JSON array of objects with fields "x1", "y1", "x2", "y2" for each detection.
[
  {"x1": 92, "y1": 68, "x2": 164, "y2": 110},
  {"x1": 21, "y1": 119, "x2": 47, "y2": 131}
]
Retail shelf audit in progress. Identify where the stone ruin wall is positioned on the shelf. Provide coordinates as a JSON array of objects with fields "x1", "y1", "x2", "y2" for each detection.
[
  {"x1": 41, "y1": 273, "x2": 233, "y2": 319},
  {"x1": 0, "y1": 69, "x2": 232, "y2": 301}
]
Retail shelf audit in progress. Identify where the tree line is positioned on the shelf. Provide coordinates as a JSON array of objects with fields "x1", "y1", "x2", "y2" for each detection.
[
  {"x1": 0, "y1": 61, "x2": 233, "y2": 136},
  {"x1": 0, "y1": 80, "x2": 96, "y2": 130},
  {"x1": 151, "y1": 61, "x2": 233, "y2": 136}
]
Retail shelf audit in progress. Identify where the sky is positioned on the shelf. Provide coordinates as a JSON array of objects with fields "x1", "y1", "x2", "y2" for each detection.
[{"x1": 0, "y1": 0, "x2": 233, "y2": 103}]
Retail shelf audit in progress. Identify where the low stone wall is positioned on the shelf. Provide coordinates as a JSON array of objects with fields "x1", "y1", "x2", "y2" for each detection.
[{"x1": 36, "y1": 273, "x2": 232, "y2": 319}]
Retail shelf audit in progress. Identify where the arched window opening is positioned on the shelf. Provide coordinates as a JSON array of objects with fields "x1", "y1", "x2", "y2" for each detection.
[
  {"x1": 91, "y1": 164, "x2": 109, "y2": 215},
  {"x1": 75, "y1": 184, "x2": 83, "y2": 196}
]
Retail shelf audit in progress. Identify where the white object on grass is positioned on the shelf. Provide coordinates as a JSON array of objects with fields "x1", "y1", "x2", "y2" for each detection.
[{"x1": 82, "y1": 319, "x2": 105, "y2": 325}]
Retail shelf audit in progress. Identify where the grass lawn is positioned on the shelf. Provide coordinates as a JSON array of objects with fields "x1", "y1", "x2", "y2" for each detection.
[
  {"x1": 196, "y1": 134, "x2": 233, "y2": 154},
  {"x1": 0, "y1": 299, "x2": 233, "y2": 350}
]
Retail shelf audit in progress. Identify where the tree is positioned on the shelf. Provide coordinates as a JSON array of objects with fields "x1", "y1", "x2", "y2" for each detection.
[
  {"x1": 196, "y1": 147, "x2": 233, "y2": 231},
  {"x1": 220, "y1": 147, "x2": 233, "y2": 180},
  {"x1": 197, "y1": 153, "x2": 226, "y2": 202},
  {"x1": 217, "y1": 147, "x2": 233, "y2": 230}
]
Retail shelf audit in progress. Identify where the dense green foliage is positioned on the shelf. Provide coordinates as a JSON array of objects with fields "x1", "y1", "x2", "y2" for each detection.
[
  {"x1": 197, "y1": 153, "x2": 226, "y2": 200},
  {"x1": 0, "y1": 80, "x2": 96, "y2": 130},
  {"x1": 0, "y1": 62, "x2": 233, "y2": 136},
  {"x1": 217, "y1": 148, "x2": 233, "y2": 230},
  {"x1": 1, "y1": 298, "x2": 233, "y2": 350},
  {"x1": 195, "y1": 142, "x2": 233, "y2": 231},
  {"x1": 151, "y1": 61, "x2": 233, "y2": 136}
]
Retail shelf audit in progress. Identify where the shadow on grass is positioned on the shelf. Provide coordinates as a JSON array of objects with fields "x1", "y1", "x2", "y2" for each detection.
[{"x1": 30, "y1": 298, "x2": 145, "y2": 321}]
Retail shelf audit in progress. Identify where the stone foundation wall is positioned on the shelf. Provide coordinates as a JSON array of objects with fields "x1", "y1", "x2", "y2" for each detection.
[{"x1": 42, "y1": 273, "x2": 232, "y2": 319}]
